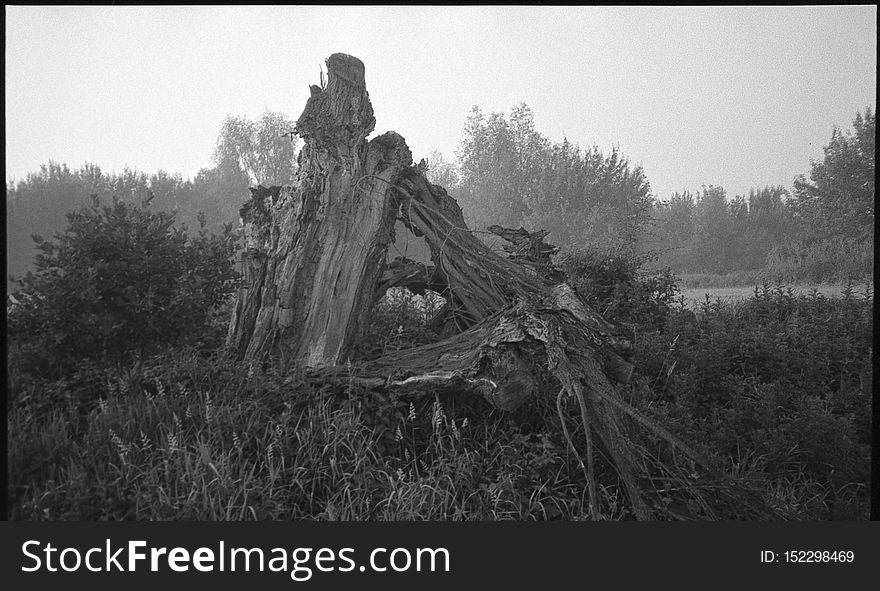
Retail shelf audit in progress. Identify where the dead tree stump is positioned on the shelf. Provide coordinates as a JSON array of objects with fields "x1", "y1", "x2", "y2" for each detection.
[
  {"x1": 224, "y1": 53, "x2": 776, "y2": 521},
  {"x1": 227, "y1": 54, "x2": 405, "y2": 366}
]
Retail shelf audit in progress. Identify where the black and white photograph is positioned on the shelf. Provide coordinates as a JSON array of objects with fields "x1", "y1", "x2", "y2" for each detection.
[{"x1": 5, "y1": 3, "x2": 875, "y2": 541}]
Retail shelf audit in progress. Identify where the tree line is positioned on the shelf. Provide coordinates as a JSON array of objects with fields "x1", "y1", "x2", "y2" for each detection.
[
  {"x1": 431, "y1": 104, "x2": 873, "y2": 282},
  {"x1": 646, "y1": 108, "x2": 873, "y2": 280},
  {"x1": 6, "y1": 111, "x2": 299, "y2": 290},
  {"x1": 6, "y1": 104, "x2": 874, "y2": 291}
]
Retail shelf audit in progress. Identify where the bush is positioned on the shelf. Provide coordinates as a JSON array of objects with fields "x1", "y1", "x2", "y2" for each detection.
[
  {"x1": 358, "y1": 287, "x2": 446, "y2": 360},
  {"x1": 560, "y1": 247, "x2": 679, "y2": 331},
  {"x1": 631, "y1": 283, "x2": 872, "y2": 518},
  {"x1": 7, "y1": 195, "x2": 239, "y2": 381}
]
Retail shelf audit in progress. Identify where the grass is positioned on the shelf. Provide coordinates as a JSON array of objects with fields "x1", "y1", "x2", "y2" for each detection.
[
  {"x1": 676, "y1": 271, "x2": 765, "y2": 289},
  {"x1": 7, "y1": 281, "x2": 873, "y2": 521},
  {"x1": 665, "y1": 236, "x2": 874, "y2": 290},
  {"x1": 8, "y1": 352, "x2": 618, "y2": 520}
]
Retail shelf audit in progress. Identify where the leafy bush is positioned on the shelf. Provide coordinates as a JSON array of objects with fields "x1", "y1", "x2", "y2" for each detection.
[
  {"x1": 7, "y1": 195, "x2": 239, "y2": 381},
  {"x1": 560, "y1": 247, "x2": 679, "y2": 331},
  {"x1": 631, "y1": 284, "x2": 872, "y2": 518}
]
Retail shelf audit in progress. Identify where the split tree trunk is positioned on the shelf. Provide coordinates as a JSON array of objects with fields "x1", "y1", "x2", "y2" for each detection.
[
  {"x1": 226, "y1": 52, "x2": 631, "y2": 376},
  {"x1": 224, "y1": 53, "x2": 760, "y2": 520},
  {"x1": 227, "y1": 54, "x2": 407, "y2": 366}
]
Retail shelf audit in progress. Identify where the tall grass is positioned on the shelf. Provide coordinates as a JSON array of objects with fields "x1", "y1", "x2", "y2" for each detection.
[
  {"x1": 676, "y1": 271, "x2": 764, "y2": 289},
  {"x1": 8, "y1": 345, "x2": 626, "y2": 520},
  {"x1": 8, "y1": 279, "x2": 872, "y2": 520},
  {"x1": 672, "y1": 237, "x2": 873, "y2": 289},
  {"x1": 764, "y1": 237, "x2": 874, "y2": 284}
]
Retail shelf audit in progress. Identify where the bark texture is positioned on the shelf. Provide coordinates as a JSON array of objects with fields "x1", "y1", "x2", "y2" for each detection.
[
  {"x1": 227, "y1": 54, "x2": 406, "y2": 366},
  {"x1": 226, "y1": 49, "x2": 636, "y2": 450}
]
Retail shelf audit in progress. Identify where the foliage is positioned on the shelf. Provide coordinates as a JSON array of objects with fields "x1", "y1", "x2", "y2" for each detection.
[
  {"x1": 7, "y1": 195, "x2": 239, "y2": 380},
  {"x1": 631, "y1": 284, "x2": 872, "y2": 519},
  {"x1": 641, "y1": 110, "x2": 873, "y2": 283},
  {"x1": 763, "y1": 236, "x2": 874, "y2": 284},
  {"x1": 525, "y1": 140, "x2": 653, "y2": 251},
  {"x1": 453, "y1": 103, "x2": 652, "y2": 252},
  {"x1": 560, "y1": 247, "x2": 679, "y2": 331},
  {"x1": 359, "y1": 288, "x2": 445, "y2": 359},
  {"x1": 688, "y1": 185, "x2": 738, "y2": 273},
  {"x1": 8, "y1": 283, "x2": 871, "y2": 520},
  {"x1": 644, "y1": 191, "x2": 696, "y2": 270},
  {"x1": 455, "y1": 104, "x2": 549, "y2": 231},
  {"x1": 743, "y1": 186, "x2": 795, "y2": 270},
  {"x1": 213, "y1": 110, "x2": 299, "y2": 187},
  {"x1": 5, "y1": 162, "x2": 243, "y2": 291},
  {"x1": 7, "y1": 110, "x2": 296, "y2": 291},
  {"x1": 423, "y1": 149, "x2": 460, "y2": 194},
  {"x1": 793, "y1": 108, "x2": 874, "y2": 242}
]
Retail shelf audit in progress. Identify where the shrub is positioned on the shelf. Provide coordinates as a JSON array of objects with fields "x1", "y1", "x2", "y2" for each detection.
[
  {"x1": 7, "y1": 195, "x2": 239, "y2": 381},
  {"x1": 560, "y1": 247, "x2": 680, "y2": 331},
  {"x1": 358, "y1": 287, "x2": 445, "y2": 360},
  {"x1": 631, "y1": 283, "x2": 872, "y2": 518}
]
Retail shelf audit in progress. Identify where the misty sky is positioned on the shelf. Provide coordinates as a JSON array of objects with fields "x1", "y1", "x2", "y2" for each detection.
[{"x1": 5, "y1": 5, "x2": 877, "y2": 201}]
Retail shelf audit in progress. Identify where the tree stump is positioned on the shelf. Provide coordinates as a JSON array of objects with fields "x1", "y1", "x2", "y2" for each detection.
[
  {"x1": 227, "y1": 54, "x2": 404, "y2": 366},
  {"x1": 225, "y1": 53, "x2": 779, "y2": 521}
]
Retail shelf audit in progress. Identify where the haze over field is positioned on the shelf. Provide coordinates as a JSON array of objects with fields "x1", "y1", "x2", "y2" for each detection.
[{"x1": 5, "y1": 5, "x2": 877, "y2": 200}]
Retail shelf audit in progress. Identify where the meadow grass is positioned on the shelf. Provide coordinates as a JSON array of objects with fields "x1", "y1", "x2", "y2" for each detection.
[{"x1": 7, "y1": 284, "x2": 872, "y2": 521}]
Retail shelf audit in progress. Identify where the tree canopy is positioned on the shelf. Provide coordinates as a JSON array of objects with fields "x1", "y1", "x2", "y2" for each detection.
[
  {"x1": 793, "y1": 108, "x2": 874, "y2": 242},
  {"x1": 213, "y1": 110, "x2": 300, "y2": 187},
  {"x1": 454, "y1": 103, "x2": 653, "y2": 253}
]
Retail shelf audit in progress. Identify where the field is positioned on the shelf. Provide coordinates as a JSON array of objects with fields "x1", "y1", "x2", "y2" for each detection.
[{"x1": 8, "y1": 266, "x2": 873, "y2": 521}]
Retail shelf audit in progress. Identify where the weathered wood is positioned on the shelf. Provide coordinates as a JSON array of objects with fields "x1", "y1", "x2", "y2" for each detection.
[
  {"x1": 223, "y1": 52, "x2": 733, "y2": 520},
  {"x1": 393, "y1": 172, "x2": 544, "y2": 324},
  {"x1": 385, "y1": 167, "x2": 635, "y2": 375},
  {"x1": 227, "y1": 54, "x2": 404, "y2": 366},
  {"x1": 228, "y1": 50, "x2": 634, "y2": 399},
  {"x1": 227, "y1": 53, "x2": 632, "y2": 375},
  {"x1": 309, "y1": 281, "x2": 634, "y2": 415},
  {"x1": 487, "y1": 225, "x2": 559, "y2": 261}
]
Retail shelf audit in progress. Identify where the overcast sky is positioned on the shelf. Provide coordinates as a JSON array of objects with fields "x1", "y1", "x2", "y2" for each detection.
[{"x1": 5, "y1": 5, "x2": 877, "y2": 200}]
